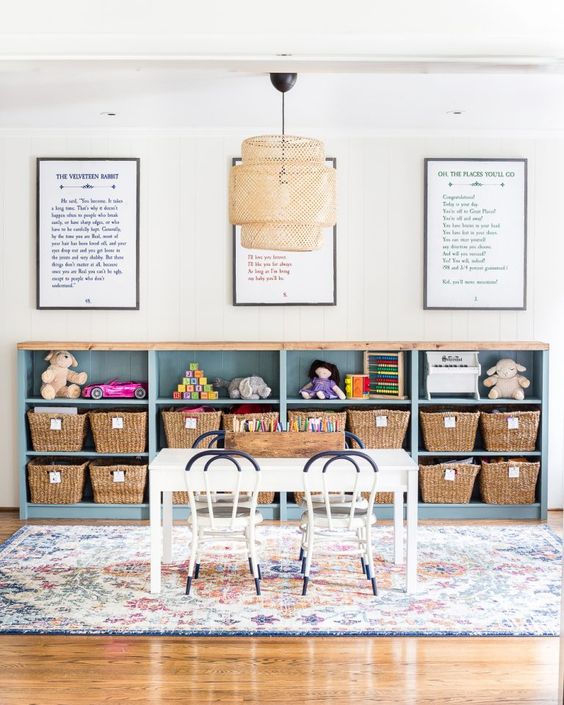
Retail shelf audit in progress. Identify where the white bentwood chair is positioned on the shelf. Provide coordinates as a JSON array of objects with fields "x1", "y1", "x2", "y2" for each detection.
[
  {"x1": 184, "y1": 449, "x2": 263, "y2": 596},
  {"x1": 299, "y1": 450, "x2": 380, "y2": 597}
]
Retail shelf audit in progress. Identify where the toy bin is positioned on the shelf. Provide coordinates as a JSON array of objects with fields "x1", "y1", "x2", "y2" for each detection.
[
  {"x1": 27, "y1": 458, "x2": 88, "y2": 504},
  {"x1": 479, "y1": 410, "x2": 540, "y2": 452},
  {"x1": 419, "y1": 410, "x2": 479, "y2": 452},
  {"x1": 89, "y1": 460, "x2": 148, "y2": 504},
  {"x1": 347, "y1": 408, "x2": 410, "y2": 449},
  {"x1": 27, "y1": 410, "x2": 88, "y2": 452},
  {"x1": 479, "y1": 459, "x2": 540, "y2": 504},
  {"x1": 89, "y1": 410, "x2": 147, "y2": 453},
  {"x1": 162, "y1": 409, "x2": 222, "y2": 448},
  {"x1": 419, "y1": 461, "x2": 480, "y2": 504}
]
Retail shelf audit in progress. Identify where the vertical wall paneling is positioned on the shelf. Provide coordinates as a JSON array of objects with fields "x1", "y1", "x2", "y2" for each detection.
[{"x1": 0, "y1": 130, "x2": 563, "y2": 508}]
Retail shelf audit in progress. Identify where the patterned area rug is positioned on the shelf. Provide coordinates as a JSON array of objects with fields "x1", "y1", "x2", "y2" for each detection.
[{"x1": 0, "y1": 524, "x2": 560, "y2": 636}]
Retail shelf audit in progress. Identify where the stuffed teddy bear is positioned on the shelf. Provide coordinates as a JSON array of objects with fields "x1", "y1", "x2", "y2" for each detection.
[
  {"x1": 299, "y1": 359, "x2": 347, "y2": 400},
  {"x1": 40, "y1": 350, "x2": 88, "y2": 400},
  {"x1": 483, "y1": 358, "x2": 530, "y2": 400},
  {"x1": 214, "y1": 376, "x2": 271, "y2": 400}
]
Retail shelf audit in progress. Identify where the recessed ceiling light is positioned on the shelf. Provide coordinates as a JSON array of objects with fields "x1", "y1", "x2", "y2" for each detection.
[
  {"x1": 276, "y1": 53, "x2": 292, "y2": 57},
  {"x1": 447, "y1": 110, "x2": 464, "y2": 115},
  {"x1": 100, "y1": 111, "x2": 117, "y2": 117}
]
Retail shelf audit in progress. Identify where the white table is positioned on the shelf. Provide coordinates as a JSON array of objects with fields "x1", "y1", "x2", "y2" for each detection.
[{"x1": 149, "y1": 448, "x2": 418, "y2": 594}]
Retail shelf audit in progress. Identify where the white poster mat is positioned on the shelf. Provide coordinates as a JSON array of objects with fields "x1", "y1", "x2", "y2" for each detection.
[
  {"x1": 37, "y1": 158, "x2": 139, "y2": 309},
  {"x1": 233, "y1": 226, "x2": 336, "y2": 305},
  {"x1": 424, "y1": 159, "x2": 526, "y2": 309}
]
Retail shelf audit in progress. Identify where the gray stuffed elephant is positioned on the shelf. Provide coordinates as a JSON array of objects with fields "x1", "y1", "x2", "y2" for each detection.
[{"x1": 214, "y1": 376, "x2": 271, "y2": 400}]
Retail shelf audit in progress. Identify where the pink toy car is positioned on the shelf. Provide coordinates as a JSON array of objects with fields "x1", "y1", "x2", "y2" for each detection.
[{"x1": 82, "y1": 379, "x2": 148, "y2": 400}]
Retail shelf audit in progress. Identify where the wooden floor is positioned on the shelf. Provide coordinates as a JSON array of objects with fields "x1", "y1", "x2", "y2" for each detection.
[{"x1": 0, "y1": 511, "x2": 560, "y2": 705}]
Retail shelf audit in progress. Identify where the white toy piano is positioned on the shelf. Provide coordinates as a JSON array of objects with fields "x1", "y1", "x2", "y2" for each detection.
[{"x1": 425, "y1": 352, "x2": 481, "y2": 400}]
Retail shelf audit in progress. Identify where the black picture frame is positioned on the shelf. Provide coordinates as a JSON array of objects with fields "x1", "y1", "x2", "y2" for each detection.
[
  {"x1": 232, "y1": 157, "x2": 337, "y2": 306},
  {"x1": 424, "y1": 157, "x2": 527, "y2": 310},
  {"x1": 36, "y1": 157, "x2": 140, "y2": 310}
]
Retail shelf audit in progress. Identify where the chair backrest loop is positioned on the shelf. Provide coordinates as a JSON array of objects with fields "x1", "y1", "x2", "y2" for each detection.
[
  {"x1": 302, "y1": 450, "x2": 379, "y2": 530},
  {"x1": 185, "y1": 449, "x2": 261, "y2": 530}
]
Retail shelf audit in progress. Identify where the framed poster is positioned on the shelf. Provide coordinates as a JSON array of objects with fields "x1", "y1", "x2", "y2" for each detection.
[
  {"x1": 37, "y1": 157, "x2": 140, "y2": 309},
  {"x1": 424, "y1": 158, "x2": 527, "y2": 310},
  {"x1": 233, "y1": 157, "x2": 337, "y2": 306}
]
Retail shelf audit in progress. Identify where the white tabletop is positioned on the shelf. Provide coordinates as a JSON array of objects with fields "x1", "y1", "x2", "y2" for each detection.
[{"x1": 149, "y1": 448, "x2": 417, "y2": 493}]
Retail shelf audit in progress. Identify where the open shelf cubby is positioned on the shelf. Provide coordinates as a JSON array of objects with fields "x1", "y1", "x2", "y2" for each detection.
[{"x1": 18, "y1": 341, "x2": 549, "y2": 520}]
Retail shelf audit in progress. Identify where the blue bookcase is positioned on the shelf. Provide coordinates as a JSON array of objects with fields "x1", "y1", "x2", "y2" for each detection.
[{"x1": 17, "y1": 341, "x2": 549, "y2": 521}]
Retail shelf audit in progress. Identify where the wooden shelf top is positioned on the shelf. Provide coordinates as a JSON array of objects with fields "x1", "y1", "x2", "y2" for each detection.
[{"x1": 17, "y1": 340, "x2": 550, "y2": 351}]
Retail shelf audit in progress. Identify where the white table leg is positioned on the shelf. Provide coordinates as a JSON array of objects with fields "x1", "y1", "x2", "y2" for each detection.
[
  {"x1": 393, "y1": 490, "x2": 404, "y2": 565},
  {"x1": 149, "y1": 476, "x2": 162, "y2": 594},
  {"x1": 162, "y1": 491, "x2": 173, "y2": 563},
  {"x1": 406, "y1": 470, "x2": 418, "y2": 594}
]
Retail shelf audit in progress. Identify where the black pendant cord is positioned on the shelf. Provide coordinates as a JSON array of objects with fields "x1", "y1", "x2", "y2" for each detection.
[{"x1": 280, "y1": 92, "x2": 287, "y2": 183}]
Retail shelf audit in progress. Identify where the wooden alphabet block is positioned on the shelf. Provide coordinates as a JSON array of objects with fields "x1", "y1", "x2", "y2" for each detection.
[
  {"x1": 177, "y1": 384, "x2": 186, "y2": 393},
  {"x1": 191, "y1": 392, "x2": 200, "y2": 400},
  {"x1": 182, "y1": 392, "x2": 191, "y2": 399},
  {"x1": 173, "y1": 392, "x2": 181, "y2": 399},
  {"x1": 189, "y1": 362, "x2": 199, "y2": 371},
  {"x1": 195, "y1": 385, "x2": 203, "y2": 392},
  {"x1": 194, "y1": 370, "x2": 203, "y2": 378},
  {"x1": 200, "y1": 392, "x2": 209, "y2": 399},
  {"x1": 199, "y1": 377, "x2": 207, "y2": 385}
]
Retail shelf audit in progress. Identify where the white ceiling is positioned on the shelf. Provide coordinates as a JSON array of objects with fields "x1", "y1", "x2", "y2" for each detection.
[
  {"x1": 0, "y1": 61, "x2": 563, "y2": 130},
  {"x1": 1, "y1": 0, "x2": 564, "y2": 131}
]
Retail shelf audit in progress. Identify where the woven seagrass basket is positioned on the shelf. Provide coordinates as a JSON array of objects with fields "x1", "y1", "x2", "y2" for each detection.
[
  {"x1": 89, "y1": 460, "x2": 148, "y2": 504},
  {"x1": 89, "y1": 410, "x2": 147, "y2": 453},
  {"x1": 27, "y1": 411, "x2": 88, "y2": 452},
  {"x1": 479, "y1": 459, "x2": 540, "y2": 504},
  {"x1": 347, "y1": 409, "x2": 410, "y2": 449},
  {"x1": 419, "y1": 462, "x2": 480, "y2": 503},
  {"x1": 162, "y1": 410, "x2": 222, "y2": 448},
  {"x1": 479, "y1": 410, "x2": 540, "y2": 452},
  {"x1": 27, "y1": 458, "x2": 88, "y2": 504},
  {"x1": 162, "y1": 409, "x2": 223, "y2": 503},
  {"x1": 222, "y1": 411, "x2": 279, "y2": 432},
  {"x1": 420, "y1": 410, "x2": 479, "y2": 452}
]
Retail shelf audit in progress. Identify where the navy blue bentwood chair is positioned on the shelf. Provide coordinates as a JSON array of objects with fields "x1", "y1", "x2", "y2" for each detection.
[
  {"x1": 184, "y1": 449, "x2": 263, "y2": 596},
  {"x1": 299, "y1": 450, "x2": 379, "y2": 597},
  {"x1": 192, "y1": 430, "x2": 225, "y2": 448}
]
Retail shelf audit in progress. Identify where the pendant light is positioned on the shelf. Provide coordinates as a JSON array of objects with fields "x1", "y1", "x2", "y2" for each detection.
[{"x1": 229, "y1": 73, "x2": 337, "y2": 252}]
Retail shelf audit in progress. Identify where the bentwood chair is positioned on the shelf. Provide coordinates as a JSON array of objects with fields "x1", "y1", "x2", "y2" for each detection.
[
  {"x1": 192, "y1": 430, "x2": 225, "y2": 448},
  {"x1": 296, "y1": 432, "x2": 366, "y2": 510},
  {"x1": 184, "y1": 449, "x2": 263, "y2": 596},
  {"x1": 299, "y1": 450, "x2": 380, "y2": 597}
]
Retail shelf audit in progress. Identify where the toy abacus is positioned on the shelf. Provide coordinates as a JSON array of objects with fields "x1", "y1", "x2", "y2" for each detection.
[
  {"x1": 172, "y1": 362, "x2": 219, "y2": 401},
  {"x1": 364, "y1": 351, "x2": 407, "y2": 399}
]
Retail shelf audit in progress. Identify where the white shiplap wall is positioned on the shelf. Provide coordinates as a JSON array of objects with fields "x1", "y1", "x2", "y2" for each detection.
[{"x1": 0, "y1": 129, "x2": 563, "y2": 508}]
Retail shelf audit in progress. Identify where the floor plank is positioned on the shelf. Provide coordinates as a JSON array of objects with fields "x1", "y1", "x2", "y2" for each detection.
[{"x1": 0, "y1": 510, "x2": 560, "y2": 705}]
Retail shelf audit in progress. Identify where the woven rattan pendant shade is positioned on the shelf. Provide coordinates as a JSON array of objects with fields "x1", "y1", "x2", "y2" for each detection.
[{"x1": 230, "y1": 134, "x2": 337, "y2": 252}]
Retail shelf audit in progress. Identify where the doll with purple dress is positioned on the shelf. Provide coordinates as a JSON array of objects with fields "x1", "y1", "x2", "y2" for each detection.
[{"x1": 299, "y1": 360, "x2": 347, "y2": 400}]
